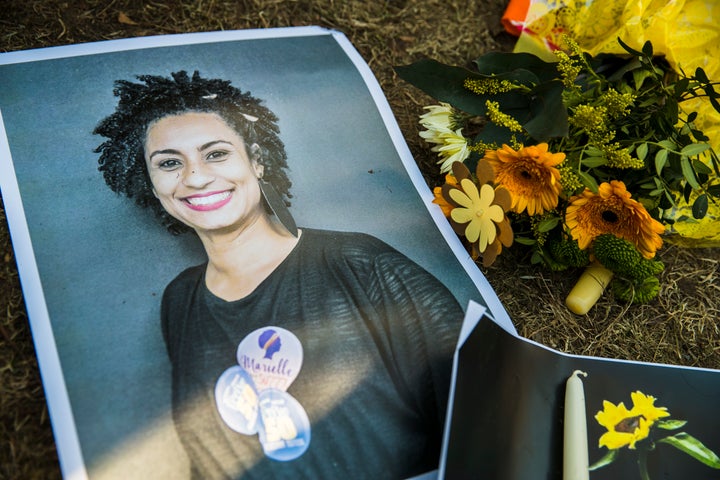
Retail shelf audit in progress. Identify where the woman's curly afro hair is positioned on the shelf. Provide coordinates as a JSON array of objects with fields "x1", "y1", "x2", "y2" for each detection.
[{"x1": 94, "y1": 70, "x2": 291, "y2": 234}]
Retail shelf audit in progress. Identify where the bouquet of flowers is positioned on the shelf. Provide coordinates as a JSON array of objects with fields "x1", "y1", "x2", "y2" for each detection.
[{"x1": 396, "y1": 37, "x2": 720, "y2": 313}]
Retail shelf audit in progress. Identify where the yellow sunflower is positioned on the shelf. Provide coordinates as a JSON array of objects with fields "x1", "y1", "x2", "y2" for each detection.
[
  {"x1": 595, "y1": 391, "x2": 670, "y2": 450},
  {"x1": 483, "y1": 143, "x2": 564, "y2": 215},
  {"x1": 565, "y1": 180, "x2": 665, "y2": 258},
  {"x1": 629, "y1": 391, "x2": 670, "y2": 424}
]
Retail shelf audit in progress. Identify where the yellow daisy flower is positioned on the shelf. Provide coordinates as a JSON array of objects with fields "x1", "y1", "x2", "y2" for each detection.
[
  {"x1": 484, "y1": 143, "x2": 564, "y2": 215},
  {"x1": 449, "y1": 180, "x2": 505, "y2": 253},
  {"x1": 440, "y1": 161, "x2": 513, "y2": 266},
  {"x1": 595, "y1": 391, "x2": 670, "y2": 450},
  {"x1": 565, "y1": 180, "x2": 665, "y2": 258}
]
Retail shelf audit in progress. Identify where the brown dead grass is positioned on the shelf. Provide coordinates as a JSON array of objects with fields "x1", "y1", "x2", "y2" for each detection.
[{"x1": 0, "y1": 1, "x2": 717, "y2": 478}]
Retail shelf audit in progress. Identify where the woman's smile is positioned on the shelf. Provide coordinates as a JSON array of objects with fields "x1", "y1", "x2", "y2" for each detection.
[{"x1": 183, "y1": 190, "x2": 234, "y2": 211}]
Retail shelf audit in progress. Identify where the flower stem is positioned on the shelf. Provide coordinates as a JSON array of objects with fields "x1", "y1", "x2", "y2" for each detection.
[{"x1": 638, "y1": 448, "x2": 651, "y2": 480}]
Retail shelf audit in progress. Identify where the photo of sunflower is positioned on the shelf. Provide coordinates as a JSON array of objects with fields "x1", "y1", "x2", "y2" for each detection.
[
  {"x1": 483, "y1": 143, "x2": 564, "y2": 216},
  {"x1": 591, "y1": 389, "x2": 720, "y2": 478},
  {"x1": 595, "y1": 391, "x2": 669, "y2": 450},
  {"x1": 565, "y1": 181, "x2": 665, "y2": 259}
]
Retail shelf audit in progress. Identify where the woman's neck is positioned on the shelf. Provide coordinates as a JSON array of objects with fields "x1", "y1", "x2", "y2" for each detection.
[{"x1": 197, "y1": 215, "x2": 301, "y2": 301}]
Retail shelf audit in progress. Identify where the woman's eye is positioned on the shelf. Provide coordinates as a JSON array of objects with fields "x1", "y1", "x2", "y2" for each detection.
[
  {"x1": 206, "y1": 150, "x2": 229, "y2": 161},
  {"x1": 158, "y1": 158, "x2": 182, "y2": 170}
]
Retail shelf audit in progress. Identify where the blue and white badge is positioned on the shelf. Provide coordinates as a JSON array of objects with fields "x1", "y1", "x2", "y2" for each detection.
[
  {"x1": 236, "y1": 327, "x2": 303, "y2": 392},
  {"x1": 214, "y1": 366, "x2": 260, "y2": 435},
  {"x1": 256, "y1": 389, "x2": 311, "y2": 462},
  {"x1": 215, "y1": 326, "x2": 311, "y2": 461}
]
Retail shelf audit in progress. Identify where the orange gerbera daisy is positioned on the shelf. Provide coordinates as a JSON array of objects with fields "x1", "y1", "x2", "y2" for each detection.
[
  {"x1": 433, "y1": 173, "x2": 458, "y2": 217},
  {"x1": 484, "y1": 143, "x2": 564, "y2": 215},
  {"x1": 565, "y1": 180, "x2": 665, "y2": 258}
]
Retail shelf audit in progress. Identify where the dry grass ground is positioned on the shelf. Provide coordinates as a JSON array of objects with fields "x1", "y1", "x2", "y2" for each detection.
[{"x1": 1, "y1": 1, "x2": 718, "y2": 478}]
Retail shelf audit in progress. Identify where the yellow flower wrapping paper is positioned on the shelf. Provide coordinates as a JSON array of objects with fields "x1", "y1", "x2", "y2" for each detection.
[{"x1": 507, "y1": 0, "x2": 720, "y2": 246}]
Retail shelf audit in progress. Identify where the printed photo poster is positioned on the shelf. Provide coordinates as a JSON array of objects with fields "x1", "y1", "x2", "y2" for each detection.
[
  {"x1": 440, "y1": 305, "x2": 720, "y2": 480},
  {"x1": 0, "y1": 28, "x2": 513, "y2": 479}
]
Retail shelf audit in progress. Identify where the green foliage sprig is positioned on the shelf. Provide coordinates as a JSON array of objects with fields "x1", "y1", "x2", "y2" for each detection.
[{"x1": 396, "y1": 37, "x2": 720, "y2": 221}]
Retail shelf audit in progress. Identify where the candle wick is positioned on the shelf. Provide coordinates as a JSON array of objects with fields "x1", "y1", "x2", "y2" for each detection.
[{"x1": 572, "y1": 370, "x2": 588, "y2": 379}]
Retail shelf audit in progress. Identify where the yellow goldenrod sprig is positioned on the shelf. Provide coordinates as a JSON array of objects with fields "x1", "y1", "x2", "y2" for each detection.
[
  {"x1": 485, "y1": 100, "x2": 524, "y2": 133},
  {"x1": 464, "y1": 77, "x2": 524, "y2": 95},
  {"x1": 554, "y1": 49, "x2": 582, "y2": 88}
]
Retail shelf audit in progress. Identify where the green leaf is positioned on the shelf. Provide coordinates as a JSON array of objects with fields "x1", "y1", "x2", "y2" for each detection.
[
  {"x1": 681, "y1": 143, "x2": 711, "y2": 157},
  {"x1": 681, "y1": 156, "x2": 701, "y2": 190},
  {"x1": 695, "y1": 67, "x2": 710, "y2": 83},
  {"x1": 589, "y1": 449, "x2": 618, "y2": 471},
  {"x1": 709, "y1": 95, "x2": 720, "y2": 115},
  {"x1": 514, "y1": 237, "x2": 537, "y2": 246},
  {"x1": 675, "y1": 77, "x2": 690, "y2": 96},
  {"x1": 658, "y1": 139, "x2": 677, "y2": 151},
  {"x1": 617, "y1": 37, "x2": 643, "y2": 56},
  {"x1": 582, "y1": 156, "x2": 608, "y2": 168},
  {"x1": 693, "y1": 194, "x2": 709, "y2": 219},
  {"x1": 633, "y1": 68, "x2": 655, "y2": 90},
  {"x1": 474, "y1": 52, "x2": 559, "y2": 83},
  {"x1": 708, "y1": 184, "x2": 720, "y2": 197},
  {"x1": 395, "y1": 59, "x2": 502, "y2": 116},
  {"x1": 641, "y1": 40, "x2": 654, "y2": 58},
  {"x1": 693, "y1": 158, "x2": 713, "y2": 175},
  {"x1": 584, "y1": 146, "x2": 603, "y2": 156},
  {"x1": 655, "y1": 149, "x2": 668, "y2": 176},
  {"x1": 523, "y1": 80, "x2": 569, "y2": 140},
  {"x1": 537, "y1": 217, "x2": 560, "y2": 232},
  {"x1": 659, "y1": 432, "x2": 720, "y2": 469},
  {"x1": 656, "y1": 419, "x2": 688, "y2": 430},
  {"x1": 578, "y1": 171, "x2": 599, "y2": 193},
  {"x1": 473, "y1": 122, "x2": 518, "y2": 149},
  {"x1": 636, "y1": 142, "x2": 649, "y2": 160}
]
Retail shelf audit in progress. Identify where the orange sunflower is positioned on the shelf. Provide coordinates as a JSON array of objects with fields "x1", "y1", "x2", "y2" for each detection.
[
  {"x1": 483, "y1": 143, "x2": 564, "y2": 215},
  {"x1": 565, "y1": 180, "x2": 665, "y2": 258}
]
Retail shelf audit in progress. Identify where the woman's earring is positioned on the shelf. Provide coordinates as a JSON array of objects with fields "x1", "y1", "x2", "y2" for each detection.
[{"x1": 259, "y1": 179, "x2": 298, "y2": 237}]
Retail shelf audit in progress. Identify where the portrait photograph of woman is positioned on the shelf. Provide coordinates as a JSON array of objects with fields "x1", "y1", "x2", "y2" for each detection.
[{"x1": 0, "y1": 28, "x2": 510, "y2": 479}]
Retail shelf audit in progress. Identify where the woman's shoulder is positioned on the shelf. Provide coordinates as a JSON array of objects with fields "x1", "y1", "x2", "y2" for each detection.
[
  {"x1": 300, "y1": 228, "x2": 396, "y2": 255},
  {"x1": 163, "y1": 263, "x2": 206, "y2": 296},
  {"x1": 303, "y1": 228, "x2": 395, "y2": 252}
]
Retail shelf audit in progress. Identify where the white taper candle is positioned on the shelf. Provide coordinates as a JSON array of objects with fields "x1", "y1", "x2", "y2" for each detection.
[{"x1": 563, "y1": 370, "x2": 589, "y2": 480}]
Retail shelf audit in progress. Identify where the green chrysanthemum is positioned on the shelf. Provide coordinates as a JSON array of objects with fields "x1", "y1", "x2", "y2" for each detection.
[
  {"x1": 612, "y1": 276, "x2": 661, "y2": 304},
  {"x1": 548, "y1": 237, "x2": 590, "y2": 268},
  {"x1": 593, "y1": 234, "x2": 642, "y2": 273}
]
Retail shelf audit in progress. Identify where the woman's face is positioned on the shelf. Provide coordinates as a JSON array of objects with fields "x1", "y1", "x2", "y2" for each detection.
[{"x1": 144, "y1": 111, "x2": 265, "y2": 235}]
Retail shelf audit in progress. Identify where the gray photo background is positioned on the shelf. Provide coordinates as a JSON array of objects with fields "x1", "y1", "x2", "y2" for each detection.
[{"x1": 0, "y1": 31, "x2": 499, "y2": 478}]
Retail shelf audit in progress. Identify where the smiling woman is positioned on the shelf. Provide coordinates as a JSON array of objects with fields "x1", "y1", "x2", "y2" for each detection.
[{"x1": 93, "y1": 70, "x2": 465, "y2": 479}]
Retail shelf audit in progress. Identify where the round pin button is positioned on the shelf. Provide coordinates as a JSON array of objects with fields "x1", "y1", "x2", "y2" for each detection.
[
  {"x1": 236, "y1": 327, "x2": 303, "y2": 391},
  {"x1": 256, "y1": 388, "x2": 311, "y2": 461},
  {"x1": 214, "y1": 366, "x2": 260, "y2": 435}
]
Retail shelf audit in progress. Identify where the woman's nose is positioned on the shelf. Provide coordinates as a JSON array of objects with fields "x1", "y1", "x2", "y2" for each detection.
[{"x1": 181, "y1": 164, "x2": 214, "y2": 188}]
